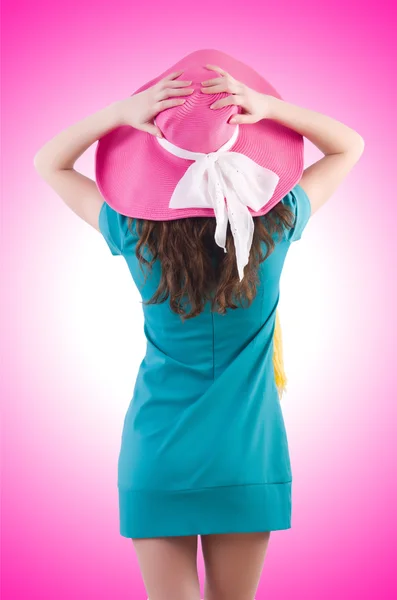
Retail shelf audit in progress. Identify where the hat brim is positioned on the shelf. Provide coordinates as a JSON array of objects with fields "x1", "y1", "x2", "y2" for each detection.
[{"x1": 95, "y1": 49, "x2": 304, "y2": 220}]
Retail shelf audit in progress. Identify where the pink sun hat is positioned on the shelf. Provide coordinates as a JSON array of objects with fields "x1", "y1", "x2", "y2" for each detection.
[{"x1": 95, "y1": 49, "x2": 304, "y2": 279}]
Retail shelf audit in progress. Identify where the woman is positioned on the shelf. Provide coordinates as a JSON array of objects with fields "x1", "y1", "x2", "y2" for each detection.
[{"x1": 34, "y1": 49, "x2": 364, "y2": 600}]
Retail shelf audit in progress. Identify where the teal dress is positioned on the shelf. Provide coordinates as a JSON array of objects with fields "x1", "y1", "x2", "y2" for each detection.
[{"x1": 99, "y1": 184, "x2": 311, "y2": 539}]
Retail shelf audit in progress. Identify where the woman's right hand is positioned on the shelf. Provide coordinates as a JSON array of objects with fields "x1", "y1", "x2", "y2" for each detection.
[
  {"x1": 115, "y1": 71, "x2": 194, "y2": 138},
  {"x1": 200, "y1": 64, "x2": 274, "y2": 124}
]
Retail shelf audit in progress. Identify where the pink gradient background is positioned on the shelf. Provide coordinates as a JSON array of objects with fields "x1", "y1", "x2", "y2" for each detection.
[{"x1": 2, "y1": 0, "x2": 397, "y2": 598}]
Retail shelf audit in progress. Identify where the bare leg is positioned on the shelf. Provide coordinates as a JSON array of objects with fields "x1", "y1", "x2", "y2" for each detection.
[
  {"x1": 132, "y1": 535, "x2": 202, "y2": 600},
  {"x1": 201, "y1": 531, "x2": 271, "y2": 600}
]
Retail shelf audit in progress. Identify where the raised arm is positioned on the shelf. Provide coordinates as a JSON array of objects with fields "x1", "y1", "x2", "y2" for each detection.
[
  {"x1": 34, "y1": 72, "x2": 194, "y2": 230},
  {"x1": 202, "y1": 64, "x2": 365, "y2": 215},
  {"x1": 263, "y1": 98, "x2": 365, "y2": 214},
  {"x1": 34, "y1": 102, "x2": 122, "y2": 230}
]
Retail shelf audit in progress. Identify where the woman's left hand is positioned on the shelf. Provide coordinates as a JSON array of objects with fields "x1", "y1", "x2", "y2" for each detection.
[{"x1": 201, "y1": 65, "x2": 275, "y2": 124}]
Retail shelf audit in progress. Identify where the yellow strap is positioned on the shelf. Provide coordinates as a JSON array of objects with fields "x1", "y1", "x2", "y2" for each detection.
[{"x1": 273, "y1": 309, "x2": 287, "y2": 399}]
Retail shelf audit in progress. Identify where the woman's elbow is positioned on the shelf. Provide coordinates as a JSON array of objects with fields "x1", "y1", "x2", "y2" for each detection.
[
  {"x1": 34, "y1": 150, "x2": 54, "y2": 180},
  {"x1": 351, "y1": 133, "x2": 365, "y2": 158}
]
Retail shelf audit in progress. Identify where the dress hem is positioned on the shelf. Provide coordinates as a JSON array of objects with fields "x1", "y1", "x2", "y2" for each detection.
[{"x1": 118, "y1": 481, "x2": 292, "y2": 538}]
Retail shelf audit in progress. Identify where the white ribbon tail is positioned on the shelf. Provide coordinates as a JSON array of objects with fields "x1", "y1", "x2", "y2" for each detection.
[{"x1": 218, "y1": 153, "x2": 280, "y2": 281}]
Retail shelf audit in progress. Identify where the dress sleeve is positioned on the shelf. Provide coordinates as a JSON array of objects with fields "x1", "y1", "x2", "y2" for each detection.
[
  {"x1": 282, "y1": 184, "x2": 312, "y2": 243},
  {"x1": 98, "y1": 201, "x2": 129, "y2": 256}
]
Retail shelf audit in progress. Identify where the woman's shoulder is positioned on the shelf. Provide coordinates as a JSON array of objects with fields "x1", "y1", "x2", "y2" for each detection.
[
  {"x1": 98, "y1": 201, "x2": 138, "y2": 256},
  {"x1": 276, "y1": 183, "x2": 312, "y2": 243}
]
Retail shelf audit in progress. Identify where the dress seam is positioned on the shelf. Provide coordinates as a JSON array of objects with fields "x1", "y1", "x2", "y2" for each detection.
[
  {"x1": 211, "y1": 311, "x2": 215, "y2": 381},
  {"x1": 118, "y1": 481, "x2": 292, "y2": 493}
]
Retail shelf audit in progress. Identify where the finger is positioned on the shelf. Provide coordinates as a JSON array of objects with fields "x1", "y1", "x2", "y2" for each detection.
[
  {"x1": 200, "y1": 83, "x2": 229, "y2": 95},
  {"x1": 166, "y1": 70, "x2": 184, "y2": 81},
  {"x1": 201, "y1": 80, "x2": 239, "y2": 95},
  {"x1": 210, "y1": 95, "x2": 242, "y2": 110},
  {"x1": 141, "y1": 122, "x2": 163, "y2": 138},
  {"x1": 155, "y1": 98, "x2": 186, "y2": 111},
  {"x1": 157, "y1": 87, "x2": 194, "y2": 100},
  {"x1": 205, "y1": 64, "x2": 228, "y2": 77},
  {"x1": 201, "y1": 76, "x2": 224, "y2": 87},
  {"x1": 229, "y1": 113, "x2": 256, "y2": 124},
  {"x1": 167, "y1": 79, "x2": 193, "y2": 88},
  {"x1": 157, "y1": 70, "x2": 185, "y2": 89}
]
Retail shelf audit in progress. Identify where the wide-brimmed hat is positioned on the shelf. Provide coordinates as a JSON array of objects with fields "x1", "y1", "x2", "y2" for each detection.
[{"x1": 95, "y1": 48, "x2": 304, "y2": 279}]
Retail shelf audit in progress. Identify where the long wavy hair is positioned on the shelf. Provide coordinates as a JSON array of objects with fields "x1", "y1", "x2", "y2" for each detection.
[{"x1": 127, "y1": 202, "x2": 295, "y2": 321}]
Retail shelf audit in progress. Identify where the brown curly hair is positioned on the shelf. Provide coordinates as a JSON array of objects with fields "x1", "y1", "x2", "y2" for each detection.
[{"x1": 127, "y1": 202, "x2": 295, "y2": 321}]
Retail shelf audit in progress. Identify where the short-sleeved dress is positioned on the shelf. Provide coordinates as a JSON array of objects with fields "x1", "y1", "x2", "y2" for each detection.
[{"x1": 98, "y1": 183, "x2": 311, "y2": 539}]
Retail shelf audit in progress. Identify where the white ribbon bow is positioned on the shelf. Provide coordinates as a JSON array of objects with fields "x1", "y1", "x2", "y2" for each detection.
[{"x1": 157, "y1": 126, "x2": 279, "y2": 281}]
